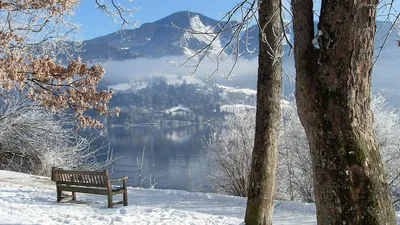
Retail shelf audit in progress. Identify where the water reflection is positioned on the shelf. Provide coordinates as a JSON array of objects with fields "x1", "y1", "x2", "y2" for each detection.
[{"x1": 106, "y1": 125, "x2": 212, "y2": 192}]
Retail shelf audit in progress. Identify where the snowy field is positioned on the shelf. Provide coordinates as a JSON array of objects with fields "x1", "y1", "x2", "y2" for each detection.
[{"x1": 0, "y1": 170, "x2": 397, "y2": 225}]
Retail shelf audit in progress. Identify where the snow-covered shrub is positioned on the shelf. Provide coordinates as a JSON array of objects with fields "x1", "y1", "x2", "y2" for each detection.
[
  {"x1": 204, "y1": 101, "x2": 310, "y2": 199},
  {"x1": 277, "y1": 100, "x2": 313, "y2": 202},
  {"x1": 277, "y1": 95, "x2": 400, "y2": 202},
  {"x1": 203, "y1": 107, "x2": 255, "y2": 196},
  {"x1": 371, "y1": 94, "x2": 400, "y2": 205},
  {"x1": 0, "y1": 94, "x2": 113, "y2": 176}
]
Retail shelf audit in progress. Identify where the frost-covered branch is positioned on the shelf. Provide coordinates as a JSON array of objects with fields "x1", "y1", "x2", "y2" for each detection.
[
  {"x1": 171, "y1": 1, "x2": 295, "y2": 81},
  {"x1": 94, "y1": 0, "x2": 138, "y2": 28},
  {"x1": 203, "y1": 108, "x2": 255, "y2": 196},
  {"x1": 373, "y1": 0, "x2": 400, "y2": 65}
]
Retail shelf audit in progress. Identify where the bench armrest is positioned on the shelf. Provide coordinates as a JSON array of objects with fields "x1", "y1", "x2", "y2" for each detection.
[{"x1": 110, "y1": 176, "x2": 128, "y2": 183}]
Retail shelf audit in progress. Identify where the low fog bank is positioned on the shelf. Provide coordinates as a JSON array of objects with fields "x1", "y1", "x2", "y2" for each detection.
[
  {"x1": 99, "y1": 53, "x2": 400, "y2": 105},
  {"x1": 100, "y1": 55, "x2": 296, "y2": 95}
]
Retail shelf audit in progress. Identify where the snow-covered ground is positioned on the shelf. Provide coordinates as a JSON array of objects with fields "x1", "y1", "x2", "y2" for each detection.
[
  {"x1": 0, "y1": 170, "x2": 317, "y2": 225},
  {"x1": 2, "y1": 170, "x2": 397, "y2": 225}
]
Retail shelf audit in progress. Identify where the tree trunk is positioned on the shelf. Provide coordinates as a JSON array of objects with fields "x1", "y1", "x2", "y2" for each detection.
[
  {"x1": 292, "y1": 0, "x2": 396, "y2": 224},
  {"x1": 244, "y1": 0, "x2": 282, "y2": 224}
]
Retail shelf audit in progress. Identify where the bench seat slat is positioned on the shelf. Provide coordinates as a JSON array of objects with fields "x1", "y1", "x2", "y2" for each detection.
[
  {"x1": 58, "y1": 185, "x2": 125, "y2": 194},
  {"x1": 58, "y1": 186, "x2": 108, "y2": 195},
  {"x1": 56, "y1": 181, "x2": 107, "y2": 187},
  {"x1": 72, "y1": 174, "x2": 77, "y2": 183},
  {"x1": 85, "y1": 174, "x2": 90, "y2": 184},
  {"x1": 98, "y1": 175, "x2": 104, "y2": 185}
]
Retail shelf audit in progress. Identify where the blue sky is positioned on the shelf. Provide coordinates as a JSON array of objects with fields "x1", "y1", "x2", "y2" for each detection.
[
  {"x1": 73, "y1": 0, "x2": 400, "y2": 40},
  {"x1": 73, "y1": 0, "x2": 236, "y2": 40}
]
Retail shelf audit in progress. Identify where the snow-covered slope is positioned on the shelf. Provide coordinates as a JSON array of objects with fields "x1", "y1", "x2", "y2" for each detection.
[
  {"x1": 0, "y1": 170, "x2": 321, "y2": 225},
  {"x1": 2, "y1": 170, "x2": 399, "y2": 224}
]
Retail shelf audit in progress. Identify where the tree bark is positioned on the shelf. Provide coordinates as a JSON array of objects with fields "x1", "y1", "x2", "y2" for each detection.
[
  {"x1": 292, "y1": 0, "x2": 396, "y2": 224},
  {"x1": 244, "y1": 0, "x2": 282, "y2": 224}
]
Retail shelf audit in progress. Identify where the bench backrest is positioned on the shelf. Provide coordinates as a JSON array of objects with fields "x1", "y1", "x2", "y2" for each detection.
[{"x1": 52, "y1": 168, "x2": 109, "y2": 188}]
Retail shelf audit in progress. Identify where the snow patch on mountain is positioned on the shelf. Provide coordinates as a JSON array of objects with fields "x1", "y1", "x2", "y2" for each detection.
[
  {"x1": 180, "y1": 15, "x2": 226, "y2": 59},
  {"x1": 216, "y1": 84, "x2": 257, "y2": 96}
]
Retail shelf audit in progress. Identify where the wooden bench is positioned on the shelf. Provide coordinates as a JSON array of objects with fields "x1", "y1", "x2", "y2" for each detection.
[{"x1": 51, "y1": 167, "x2": 128, "y2": 208}]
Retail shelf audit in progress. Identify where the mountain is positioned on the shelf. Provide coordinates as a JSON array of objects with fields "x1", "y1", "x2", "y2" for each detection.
[
  {"x1": 77, "y1": 12, "x2": 400, "y2": 106},
  {"x1": 79, "y1": 11, "x2": 236, "y2": 61},
  {"x1": 78, "y1": 12, "x2": 399, "y2": 63}
]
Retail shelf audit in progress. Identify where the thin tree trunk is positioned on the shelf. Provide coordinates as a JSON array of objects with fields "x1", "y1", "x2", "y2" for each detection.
[
  {"x1": 244, "y1": 0, "x2": 282, "y2": 224},
  {"x1": 292, "y1": 0, "x2": 396, "y2": 224}
]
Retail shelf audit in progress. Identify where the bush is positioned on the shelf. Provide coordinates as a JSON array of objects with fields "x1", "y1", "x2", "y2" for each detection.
[
  {"x1": 203, "y1": 107, "x2": 255, "y2": 196},
  {"x1": 205, "y1": 95, "x2": 400, "y2": 203},
  {"x1": 0, "y1": 94, "x2": 113, "y2": 177}
]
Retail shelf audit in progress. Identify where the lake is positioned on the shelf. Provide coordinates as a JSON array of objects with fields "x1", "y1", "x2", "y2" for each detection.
[{"x1": 105, "y1": 124, "x2": 213, "y2": 192}]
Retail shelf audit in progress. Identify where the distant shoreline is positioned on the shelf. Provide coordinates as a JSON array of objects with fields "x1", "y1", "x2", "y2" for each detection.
[{"x1": 108, "y1": 121, "x2": 209, "y2": 128}]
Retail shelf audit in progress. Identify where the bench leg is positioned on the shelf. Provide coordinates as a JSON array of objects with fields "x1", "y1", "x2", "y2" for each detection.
[
  {"x1": 56, "y1": 187, "x2": 62, "y2": 203},
  {"x1": 108, "y1": 193, "x2": 113, "y2": 208},
  {"x1": 123, "y1": 191, "x2": 128, "y2": 206},
  {"x1": 72, "y1": 192, "x2": 76, "y2": 201},
  {"x1": 123, "y1": 181, "x2": 128, "y2": 206}
]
